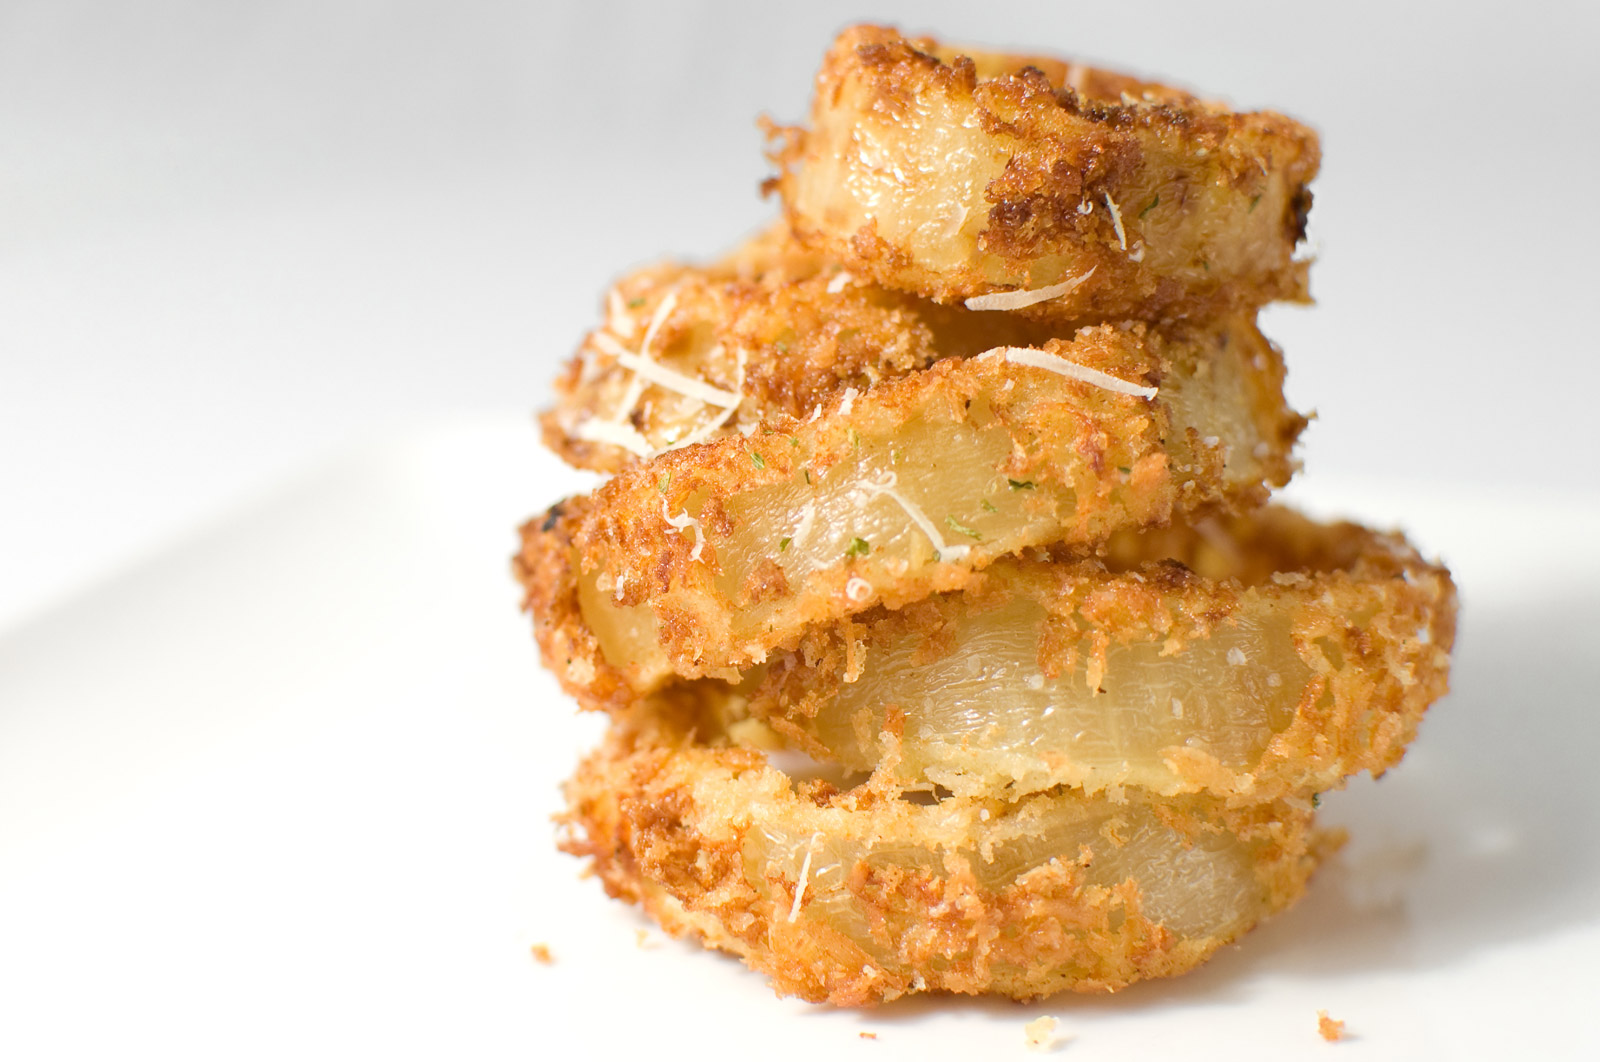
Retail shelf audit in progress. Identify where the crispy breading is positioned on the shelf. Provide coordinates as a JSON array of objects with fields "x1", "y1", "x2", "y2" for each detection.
[
  {"x1": 729, "y1": 507, "x2": 1455, "y2": 802},
  {"x1": 543, "y1": 232, "x2": 1072, "y2": 474},
  {"x1": 769, "y1": 26, "x2": 1319, "y2": 320},
  {"x1": 515, "y1": 316, "x2": 1304, "y2": 702},
  {"x1": 559, "y1": 700, "x2": 1319, "y2": 1006}
]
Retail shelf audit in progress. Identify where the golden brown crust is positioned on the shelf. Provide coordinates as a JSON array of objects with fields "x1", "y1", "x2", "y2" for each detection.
[
  {"x1": 516, "y1": 316, "x2": 1304, "y2": 701},
  {"x1": 736, "y1": 507, "x2": 1457, "y2": 802},
  {"x1": 559, "y1": 701, "x2": 1320, "y2": 1005},
  {"x1": 543, "y1": 230, "x2": 1071, "y2": 474},
  {"x1": 771, "y1": 26, "x2": 1320, "y2": 320}
]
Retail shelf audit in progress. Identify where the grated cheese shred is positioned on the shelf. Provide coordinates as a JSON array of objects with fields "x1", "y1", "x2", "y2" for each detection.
[
  {"x1": 660, "y1": 498, "x2": 706, "y2": 562},
  {"x1": 962, "y1": 267, "x2": 1097, "y2": 311},
  {"x1": 788, "y1": 832, "x2": 823, "y2": 922},
  {"x1": 988, "y1": 346, "x2": 1158, "y2": 399},
  {"x1": 859, "y1": 471, "x2": 972, "y2": 563},
  {"x1": 575, "y1": 417, "x2": 653, "y2": 456},
  {"x1": 1104, "y1": 192, "x2": 1128, "y2": 250}
]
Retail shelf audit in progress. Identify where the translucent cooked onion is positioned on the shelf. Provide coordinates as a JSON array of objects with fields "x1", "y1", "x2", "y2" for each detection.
[
  {"x1": 516, "y1": 316, "x2": 1303, "y2": 702},
  {"x1": 772, "y1": 27, "x2": 1320, "y2": 318},
  {"x1": 560, "y1": 704, "x2": 1318, "y2": 1005},
  {"x1": 743, "y1": 507, "x2": 1456, "y2": 800}
]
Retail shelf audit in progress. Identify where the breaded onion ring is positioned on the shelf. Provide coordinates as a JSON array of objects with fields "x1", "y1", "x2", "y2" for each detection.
[
  {"x1": 769, "y1": 26, "x2": 1319, "y2": 319},
  {"x1": 732, "y1": 507, "x2": 1455, "y2": 802},
  {"x1": 560, "y1": 702, "x2": 1319, "y2": 1005},
  {"x1": 545, "y1": 233, "x2": 1070, "y2": 474},
  {"x1": 516, "y1": 316, "x2": 1304, "y2": 701}
]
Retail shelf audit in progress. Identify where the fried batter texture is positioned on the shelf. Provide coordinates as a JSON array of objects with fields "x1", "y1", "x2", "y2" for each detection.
[
  {"x1": 516, "y1": 316, "x2": 1304, "y2": 701},
  {"x1": 516, "y1": 23, "x2": 1457, "y2": 1010},
  {"x1": 770, "y1": 26, "x2": 1319, "y2": 319},
  {"x1": 731, "y1": 507, "x2": 1456, "y2": 802},
  {"x1": 560, "y1": 700, "x2": 1319, "y2": 1005},
  {"x1": 544, "y1": 231, "x2": 1074, "y2": 474}
]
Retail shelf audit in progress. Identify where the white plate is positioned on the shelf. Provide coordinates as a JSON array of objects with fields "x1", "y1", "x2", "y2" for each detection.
[{"x1": 3, "y1": 423, "x2": 1597, "y2": 1060}]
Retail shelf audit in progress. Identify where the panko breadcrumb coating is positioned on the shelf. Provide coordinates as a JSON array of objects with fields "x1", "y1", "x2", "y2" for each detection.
[
  {"x1": 727, "y1": 507, "x2": 1456, "y2": 802},
  {"x1": 770, "y1": 26, "x2": 1319, "y2": 320},
  {"x1": 514, "y1": 23, "x2": 1455, "y2": 1011},
  {"x1": 544, "y1": 231, "x2": 1073, "y2": 474},
  {"x1": 559, "y1": 700, "x2": 1320, "y2": 1006},
  {"x1": 517, "y1": 315, "x2": 1303, "y2": 704}
]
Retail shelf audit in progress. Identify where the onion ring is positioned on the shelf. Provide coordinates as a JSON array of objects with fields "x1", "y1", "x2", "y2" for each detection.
[
  {"x1": 544, "y1": 230, "x2": 1071, "y2": 474},
  {"x1": 560, "y1": 701, "x2": 1319, "y2": 1005},
  {"x1": 768, "y1": 26, "x2": 1319, "y2": 319},
  {"x1": 516, "y1": 315, "x2": 1304, "y2": 701},
  {"x1": 731, "y1": 507, "x2": 1455, "y2": 802}
]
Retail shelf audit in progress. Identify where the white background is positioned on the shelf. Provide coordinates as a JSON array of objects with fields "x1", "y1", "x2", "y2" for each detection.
[
  {"x1": 4, "y1": 3, "x2": 1600, "y2": 1058},
  {"x1": 4, "y1": 0, "x2": 1598, "y2": 628}
]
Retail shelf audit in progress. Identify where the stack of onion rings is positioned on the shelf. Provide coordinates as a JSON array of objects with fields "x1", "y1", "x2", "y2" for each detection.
[{"x1": 515, "y1": 26, "x2": 1455, "y2": 1006}]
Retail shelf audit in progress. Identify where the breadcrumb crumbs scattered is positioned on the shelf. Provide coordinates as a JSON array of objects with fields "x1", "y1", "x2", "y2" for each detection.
[
  {"x1": 1317, "y1": 1010, "x2": 1346, "y2": 1042},
  {"x1": 858, "y1": 1031, "x2": 877, "y2": 1040},
  {"x1": 635, "y1": 929, "x2": 658, "y2": 950},
  {"x1": 530, "y1": 944, "x2": 554, "y2": 965},
  {"x1": 1024, "y1": 1016, "x2": 1059, "y2": 1050}
]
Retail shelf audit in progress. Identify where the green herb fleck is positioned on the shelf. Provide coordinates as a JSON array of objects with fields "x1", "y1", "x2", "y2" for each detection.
[
  {"x1": 790, "y1": 436, "x2": 800, "y2": 448},
  {"x1": 1248, "y1": 194, "x2": 1262, "y2": 213},
  {"x1": 945, "y1": 515, "x2": 982, "y2": 541},
  {"x1": 1117, "y1": 466, "x2": 1132, "y2": 475},
  {"x1": 657, "y1": 473, "x2": 671, "y2": 494},
  {"x1": 773, "y1": 339, "x2": 790, "y2": 353},
  {"x1": 749, "y1": 450, "x2": 766, "y2": 469},
  {"x1": 1311, "y1": 793, "x2": 1322, "y2": 808},
  {"x1": 627, "y1": 297, "x2": 646, "y2": 309},
  {"x1": 846, "y1": 537, "x2": 871, "y2": 557},
  {"x1": 849, "y1": 428, "x2": 861, "y2": 453},
  {"x1": 1138, "y1": 194, "x2": 1160, "y2": 220},
  {"x1": 981, "y1": 499, "x2": 998, "y2": 513},
  {"x1": 803, "y1": 469, "x2": 812, "y2": 485},
  {"x1": 1007, "y1": 479, "x2": 1036, "y2": 491},
  {"x1": 779, "y1": 537, "x2": 791, "y2": 553}
]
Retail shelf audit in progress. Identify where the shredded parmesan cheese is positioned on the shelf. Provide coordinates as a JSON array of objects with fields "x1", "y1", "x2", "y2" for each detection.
[
  {"x1": 790, "y1": 500, "x2": 817, "y2": 551},
  {"x1": 837, "y1": 386, "x2": 859, "y2": 416},
  {"x1": 962, "y1": 266, "x2": 1097, "y2": 311},
  {"x1": 1227, "y1": 647, "x2": 1248, "y2": 666},
  {"x1": 846, "y1": 576, "x2": 872, "y2": 602},
  {"x1": 575, "y1": 417, "x2": 653, "y2": 456},
  {"x1": 605, "y1": 289, "x2": 635, "y2": 338},
  {"x1": 859, "y1": 471, "x2": 972, "y2": 563},
  {"x1": 661, "y1": 498, "x2": 706, "y2": 562},
  {"x1": 826, "y1": 271, "x2": 854, "y2": 294},
  {"x1": 615, "y1": 350, "x2": 740, "y2": 408},
  {"x1": 989, "y1": 346, "x2": 1158, "y2": 399},
  {"x1": 788, "y1": 832, "x2": 823, "y2": 922},
  {"x1": 1104, "y1": 192, "x2": 1128, "y2": 250}
]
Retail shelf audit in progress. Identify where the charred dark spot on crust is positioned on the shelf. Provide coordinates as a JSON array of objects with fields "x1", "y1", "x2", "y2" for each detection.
[
  {"x1": 1288, "y1": 185, "x2": 1314, "y2": 243},
  {"x1": 541, "y1": 500, "x2": 568, "y2": 533}
]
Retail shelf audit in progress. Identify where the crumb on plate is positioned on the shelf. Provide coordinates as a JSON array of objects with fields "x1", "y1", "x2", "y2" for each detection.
[
  {"x1": 530, "y1": 943, "x2": 554, "y2": 965},
  {"x1": 1024, "y1": 1016, "x2": 1059, "y2": 1050},
  {"x1": 1317, "y1": 1009, "x2": 1346, "y2": 1042}
]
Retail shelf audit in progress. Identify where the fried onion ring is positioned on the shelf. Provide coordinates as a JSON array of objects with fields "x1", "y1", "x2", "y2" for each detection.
[
  {"x1": 560, "y1": 701, "x2": 1319, "y2": 1005},
  {"x1": 516, "y1": 315, "x2": 1304, "y2": 700},
  {"x1": 730, "y1": 507, "x2": 1455, "y2": 802},
  {"x1": 768, "y1": 26, "x2": 1319, "y2": 319},
  {"x1": 544, "y1": 232, "x2": 1071, "y2": 474}
]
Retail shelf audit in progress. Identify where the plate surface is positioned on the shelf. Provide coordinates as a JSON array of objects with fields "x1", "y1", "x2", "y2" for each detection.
[{"x1": 2, "y1": 423, "x2": 1596, "y2": 1060}]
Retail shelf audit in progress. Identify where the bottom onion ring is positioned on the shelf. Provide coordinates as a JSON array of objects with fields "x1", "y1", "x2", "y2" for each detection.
[{"x1": 560, "y1": 703, "x2": 1320, "y2": 1005}]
